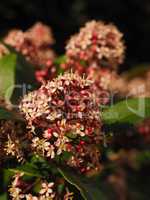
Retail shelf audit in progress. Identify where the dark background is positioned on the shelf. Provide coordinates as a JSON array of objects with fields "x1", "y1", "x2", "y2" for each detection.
[{"x1": 1, "y1": 0, "x2": 150, "y2": 71}]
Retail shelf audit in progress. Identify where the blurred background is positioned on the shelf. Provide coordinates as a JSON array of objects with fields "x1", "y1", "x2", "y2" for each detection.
[{"x1": 1, "y1": 0, "x2": 150, "y2": 71}]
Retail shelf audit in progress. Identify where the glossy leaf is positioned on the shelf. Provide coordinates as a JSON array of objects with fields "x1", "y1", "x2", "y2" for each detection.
[
  {"x1": 11, "y1": 52, "x2": 36, "y2": 104},
  {"x1": 101, "y1": 98, "x2": 150, "y2": 125},
  {"x1": 0, "y1": 54, "x2": 16, "y2": 101},
  {"x1": 8, "y1": 162, "x2": 42, "y2": 177},
  {"x1": 59, "y1": 167, "x2": 107, "y2": 200},
  {"x1": 0, "y1": 45, "x2": 36, "y2": 104}
]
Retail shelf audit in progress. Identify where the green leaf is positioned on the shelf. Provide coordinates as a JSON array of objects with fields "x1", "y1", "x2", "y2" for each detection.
[
  {"x1": 8, "y1": 162, "x2": 42, "y2": 178},
  {"x1": 101, "y1": 98, "x2": 150, "y2": 125},
  {"x1": 2, "y1": 169, "x2": 14, "y2": 188},
  {"x1": 0, "y1": 193, "x2": 7, "y2": 200},
  {"x1": 0, "y1": 107, "x2": 14, "y2": 120},
  {"x1": 7, "y1": 156, "x2": 59, "y2": 179},
  {"x1": 0, "y1": 54, "x2": 16, "y2": 101},
  {"x1": 0, "y1": 45, "x2": 36, "y2": 104},
  {"x1": 54, "y1": 55, "x2": 66, "y2": 66},
  {"x1": 54, "y1": 55, "x2": 66, "y2": 75},
  {"x1": 0, "y1": 107, "x2": 24, "y2": 121},
  {"x1": 59, "y1": 167, "x2": 107, "y2": 200},
  {"x1": 11, "y1": 52, "x2": 37, "y2": 104}
]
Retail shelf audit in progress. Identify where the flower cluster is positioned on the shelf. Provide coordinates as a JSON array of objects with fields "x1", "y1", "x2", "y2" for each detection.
[
  {"x1": 9, "y1": 173, "x2": 73, "y2": 200},
  {"x1": 20, "y1": 72, "x2": 102, "y2": 173},
  {"x1": 63, "y1": 21, "x2": 125, "y2": 103},
  {"x1": 65, "y1": 20, "x2": 125, "y2": 69},
  {"x1": 0, "y1": 120, "x2": 25, "y2": 163},
  {"x1": 35, "y1": 63, "x2": 112, "y2": 104},
  {"x1": 35, "y1": 20, "x2": 125, "y2": 103},
  {"x1": 4, "y1": 22, "x2": 55, "y2": 68}
]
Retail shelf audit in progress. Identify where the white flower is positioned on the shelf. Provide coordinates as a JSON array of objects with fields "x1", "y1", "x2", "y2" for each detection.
[
  {"x1": 39, "y1": 182, "x2": 55, "y2": 198},
  {"x1": 46, "y1": 145, "x2": 55, "y2": 159},
  {"x1": 9, "y1": 187, "x2": 24, "y2": 200},
  {"x1": 55, "y1": 136, "x2": 69, "y2": 155}
]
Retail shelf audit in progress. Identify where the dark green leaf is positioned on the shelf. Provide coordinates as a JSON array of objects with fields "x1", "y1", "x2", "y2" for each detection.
[
  {"x1": 0, "y1": 193, "x2": 7, "y2": 200},
  {"x1": 59, "y1": 167, "x2": 107, "y2": 200},
  {"x1": 0, "y1": 107, "x2": 24, "y2": 121},
  {"x1": 101, "y1": 98, "x2": 150, "y2": 125},
  {"x1": 8, "y1": 162, "x2": 42, "y2": 177},
  {"x1": 7, "y1": 156, "x2": 59, "y2": 179},
  {"x1": 11, "y1": 52, "x2": 37, "y2": 104},
  {"x1": 3, "y1": 169, "x2": 14, "y2": 187},
  {"x1": 0, "y1": 107, "x2": 14, "y2": 120}
]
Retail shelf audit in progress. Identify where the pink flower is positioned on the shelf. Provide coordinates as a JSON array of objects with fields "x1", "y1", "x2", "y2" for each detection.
[
  {"x1": 20, "y1": 72, "x2": 102, "y2": 173},
  {"x1": 66, "y1": 20, "x2": 125, "y2": 69}
]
